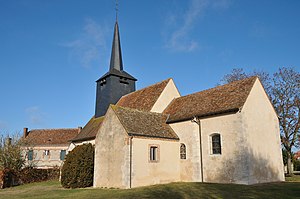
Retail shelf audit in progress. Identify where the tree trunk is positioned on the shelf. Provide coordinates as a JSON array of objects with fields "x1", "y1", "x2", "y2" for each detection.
[{"x1": 287, "y1": 152, "x2": 293, "y2": 175}]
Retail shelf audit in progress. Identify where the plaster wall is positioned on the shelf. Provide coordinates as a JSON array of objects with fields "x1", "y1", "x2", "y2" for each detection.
[
  {"x1": 241, "y1": 79, "x2": 284, "y2": 184},
  {"x1": 131, "y1": 138, "x2": 180, "y2": 187},
  {"x1": 200, "y1": 113, "x2": 248, "y2": 184},
  {"x1": 93, "y1": 108, "x2": 130, "y2": 188},
  {"x1": 169, "y1": 121, "x2": 202, "y2": 182},
  {"x1": 22, "y1": 145, "x2": 68, "y2": 168},
  {"x1": 151, "y1": 79, "x2": 181, "y2": 113}
]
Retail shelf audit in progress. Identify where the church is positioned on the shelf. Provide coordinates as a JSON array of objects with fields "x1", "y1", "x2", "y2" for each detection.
[
  {"x1": 24, "y1": 18, "x2": 284, "y2": 188},
  {"x1": 84, "y1": 20, "x2": 283, "y2": 188}
]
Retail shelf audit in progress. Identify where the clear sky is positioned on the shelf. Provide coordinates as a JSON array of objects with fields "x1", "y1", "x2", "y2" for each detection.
[{"x1": 0, "y1": 0, "x2": 299, "y2": 136}]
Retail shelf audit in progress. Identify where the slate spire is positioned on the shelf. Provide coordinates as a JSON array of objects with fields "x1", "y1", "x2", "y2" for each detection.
[
  {"x1": 109, "y1": 22, "x2": 123, "y2": 71},
  {"x1": 94, "y1": 19, "x2": 137, "y2": 118}
]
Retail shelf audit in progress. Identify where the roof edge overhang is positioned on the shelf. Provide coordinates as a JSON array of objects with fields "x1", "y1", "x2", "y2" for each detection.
[
  {"x1": 96, "y1": 70, "x2": 137, "y2": 82},
  {"x1": 166, "y1": 108, "x2": 240, "y2": 124},
  {"x1": 128, "y1": 133, "x2": 179, "y2": 141},
  {"x1": 69, "y1": 136, "x2": 96, "y2": 143}
]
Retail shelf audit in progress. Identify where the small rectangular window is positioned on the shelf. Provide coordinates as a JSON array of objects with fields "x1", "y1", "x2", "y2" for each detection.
[
  {"x1": 44, "y1": 150, "x2": 50, "y2": 156},
  {"x1": 180, "y1": 143, "x2": 186, "y2": 159},
  {"x1": 149, "y1": 145, "x2": 159, "y2": 162},
  {"x1": 60, "y1": 150, "x2": 66, "y2": 160},
  {"x1": 212, "y1": 134, "x2": 222, "y2": 154},
  {"x1": 28, "y1": 150, "x2": 33, "y2": 160}
]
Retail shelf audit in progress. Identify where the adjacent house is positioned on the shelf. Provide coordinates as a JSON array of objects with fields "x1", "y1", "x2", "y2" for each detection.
[
  {"x1": 22, "y1": 127, "x2": 80, "y2": 169},
  {"x1": 295, "y1": 151, "x2": 300, "y2": 160}
]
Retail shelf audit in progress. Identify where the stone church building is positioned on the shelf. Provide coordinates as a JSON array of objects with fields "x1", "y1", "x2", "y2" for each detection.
[{"x1": 24, "y1": 19, "x2": 284, "y2": 188}]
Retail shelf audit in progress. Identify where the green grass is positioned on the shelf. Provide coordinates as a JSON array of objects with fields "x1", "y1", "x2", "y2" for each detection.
[
  {"x1": 0, "y1": 179, "x2": 299, "y2": 199},
  {"x1": 285, "y1": 174, "x2": 300, "y2": 182}
]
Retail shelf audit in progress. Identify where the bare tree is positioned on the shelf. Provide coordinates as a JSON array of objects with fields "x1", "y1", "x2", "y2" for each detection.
[
  {"x1": 220, "y1": 68, "x2": 271, "y2": 95},
  {"x1": 0, "y1": 134, "x2": 25, "y2": 172},
  {"x1": 271, "y1": 67, "x2": 300, "y2": 175},
  {"x1": 220, "y1": 68, "x2": 248, "y2": 84}
]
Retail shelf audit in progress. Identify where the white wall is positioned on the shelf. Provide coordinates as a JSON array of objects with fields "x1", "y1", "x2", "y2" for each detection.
[
  {"x1": 94, "y1": 107, "x2": 130, "y2": 188},
  {"x1": 22, "y1": 145, "x2": 69, "y2": 169},
  {"x1": 241, "y1": 79, "x2": 285, "y2": 183},
  {"x1": 131, "y1": 138, "x2": 180, "y2": 187},
  {"x1": 151, "y1": 79, "x2": 180, "y2": 113}
]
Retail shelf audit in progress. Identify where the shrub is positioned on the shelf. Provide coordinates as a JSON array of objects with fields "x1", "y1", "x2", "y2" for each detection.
[
  {"x1": 294, "y1": 160, "x2": 300, "y2": 171},
  {"x1": 19, "y1": 167, "x2": 59, "y2": 184},
  {"x1": 0, "y1": 135, "x2": 25, "y2": 173},
  {"x1": 61, "y1": 144, "x2": 94, "y2": 188}
]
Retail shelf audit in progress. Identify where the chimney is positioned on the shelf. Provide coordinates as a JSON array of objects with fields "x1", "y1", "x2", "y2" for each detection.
[
  {"x1": 78, "y1": 126, "x2": 82, "y2": 134},
  {"x1": 23, "y1": 127, "x2": 29, "y2": 138}
]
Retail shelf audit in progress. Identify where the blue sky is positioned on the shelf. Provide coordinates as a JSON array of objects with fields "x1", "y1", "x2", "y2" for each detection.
[{"x1": 0, "y1": 0, "x2": 299, "y2": 135}]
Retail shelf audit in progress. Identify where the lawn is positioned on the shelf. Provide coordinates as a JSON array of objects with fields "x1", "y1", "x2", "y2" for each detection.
[{"x1": 0, "y1": 178, "x2": 299, "y2": 199}]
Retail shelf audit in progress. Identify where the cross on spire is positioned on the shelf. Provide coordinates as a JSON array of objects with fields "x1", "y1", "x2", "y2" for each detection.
[{"x1": 115, "y1": 0, "x2": 118, "y2": 22}]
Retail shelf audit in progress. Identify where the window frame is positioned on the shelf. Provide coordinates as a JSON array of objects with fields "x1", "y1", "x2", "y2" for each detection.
[
  {"x1": 210, "y1": 133, "x2": 222, "y2": 155},
  {"x1": 28, "y1": 149, "x2": 33, "y2": 161},
  {"x1": 60, "y1": 150, "x2": 66, "y2": 160},
  {"x1": 44, "y1": 150, "x2": 50, "y2": 156},
  {"x1": 180, "y1": 143, "x2": 186, "y2": 159},
  {"x1": 149, "y1": 144, "x2": 159, "y2": 163}
]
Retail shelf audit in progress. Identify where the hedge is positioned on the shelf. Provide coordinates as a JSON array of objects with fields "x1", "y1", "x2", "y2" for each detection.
[{"x1": 61, "y1": 144, "x2": 94, "y2": 188}]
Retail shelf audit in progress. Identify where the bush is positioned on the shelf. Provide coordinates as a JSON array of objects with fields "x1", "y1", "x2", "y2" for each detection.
[
  {"x1": 61, "y1": 144, "x2": 94, "y2": 188},
  {"x1": 294, "y1": 160, "x2": 300, "y2": 171},
  {"x1": 19, "y1": 167, "x2": 59, "y2": 184}
]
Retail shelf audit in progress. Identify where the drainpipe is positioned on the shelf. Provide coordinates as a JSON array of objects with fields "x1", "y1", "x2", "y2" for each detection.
[
  {"x1": 192, "y1": 116, "x2": 204, "y2": 182},
  {"x1": 129, "y1": 136, "x2": 133, "y2": 188}
]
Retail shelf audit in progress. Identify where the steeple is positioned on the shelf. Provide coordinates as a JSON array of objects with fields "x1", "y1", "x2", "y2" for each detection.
[
  {"x1": 94, "y1": 20, "x2": 137, "y2": 118},
  {"x1": 109, "y1": 22, "x2": 123, "y2": 71}
]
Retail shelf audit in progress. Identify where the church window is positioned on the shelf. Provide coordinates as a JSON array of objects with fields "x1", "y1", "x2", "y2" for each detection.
[
  {"x1": 149, "y1": 145, "x2": 159, "y2": 162},
  {"x1": 60, "y1": 150, "x2": 66, "y2": 160},
  {"x1": 28, "y1": 150, "x2": 33, "y2": 160},
  {"x1": 180, "y1": 143, "x2": 186, "y2": 159},
  {"x1": 211, "y1": 134, "x2": 221, "y2": 154}
]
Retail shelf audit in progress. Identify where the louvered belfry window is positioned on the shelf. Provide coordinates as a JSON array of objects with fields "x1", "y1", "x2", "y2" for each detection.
[{"x1": 212, "y1": 134, "x2": 221, "y2": 154}]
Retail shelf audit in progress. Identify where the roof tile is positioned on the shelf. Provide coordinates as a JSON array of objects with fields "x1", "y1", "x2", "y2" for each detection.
[
  {"x1": 163, "y1": 76, "x2": 257, "y2": 122},
  {"x1": 116, "y1": 78, "x2": 171, "y2": 111},
  {"x1": 24, "y1": 128, "x2": 79, "y2": 146},
  {"x1": 112, "y1": 105, "x2": 179, "y2": 140},
  {"x1": 71, "y1": 116, "x2": 105, "y2": 142}
]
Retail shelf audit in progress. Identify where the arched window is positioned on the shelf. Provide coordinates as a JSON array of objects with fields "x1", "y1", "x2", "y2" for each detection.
[
  {"x1": 211, "y1": 134, "x2": 221, "y2": 154},
  {"x1": 180, "y1": 143, "x2": 186, "y2": 159}
]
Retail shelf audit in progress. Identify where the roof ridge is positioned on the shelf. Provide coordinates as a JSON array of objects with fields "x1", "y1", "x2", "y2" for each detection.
[
  {"x1": 118, "y1": 78, "x2": 171, "y2": 99},
  {"x1": 30, "y1": 128, "x2": 79, "y2": 131}
]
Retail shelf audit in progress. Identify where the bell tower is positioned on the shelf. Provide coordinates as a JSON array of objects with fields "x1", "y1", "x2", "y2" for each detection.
[{"x1": 95, "y1": 21, "x2": 137, "y2": 118}]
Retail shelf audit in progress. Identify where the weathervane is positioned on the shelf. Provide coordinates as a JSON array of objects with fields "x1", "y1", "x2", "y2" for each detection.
[{"x1": 115, "y1": 0, "x2": 119, "y2": 21}]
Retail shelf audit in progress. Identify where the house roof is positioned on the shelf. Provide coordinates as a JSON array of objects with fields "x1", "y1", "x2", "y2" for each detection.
[
  {"x1": 71, "y1": 116, "x2": 105, "y2": 142},
  {"x1": 116, "y1": 78, "x2": 171, "y2": 112},
  {"x1": 24, "y1": 128, "x2": 79, "y2": 146},
  {"x1": 295, "y1": 151, "x2": 300, "y2": 160},
  {"x1": 112, "y1": 105, "x2": 179, "y2": 140},
  {"x1": 163, "y1": 76, "x2": 257, "y2": 123}
]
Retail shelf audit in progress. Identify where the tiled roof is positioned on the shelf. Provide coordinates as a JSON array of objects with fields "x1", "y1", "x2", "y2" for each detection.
[
  {"x1": 163, "y1": 76, "x2": 257, "y2": 123},
  {"x1": 71, "y1": 116, "x2": 105, "y2": 142},
  {"x1": 112, "y1": 105, "x2": 179, "y2": 140},
  {"x1": 24, "y1": 128, "x2": 79, "y2": 146},
  {"x1": 116, "y1": 78, "x2": 171, "y2": 112}
]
